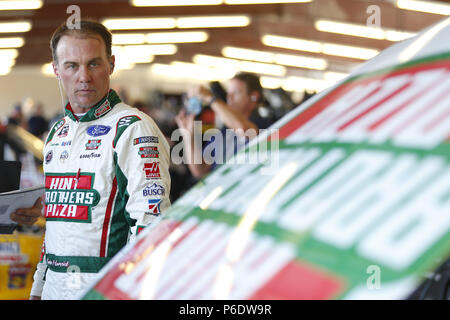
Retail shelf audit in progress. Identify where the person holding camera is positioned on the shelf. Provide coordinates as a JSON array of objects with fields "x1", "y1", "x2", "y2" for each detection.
[{"x1": 175, "y1": 72, "x2": 272, "y2": 179}]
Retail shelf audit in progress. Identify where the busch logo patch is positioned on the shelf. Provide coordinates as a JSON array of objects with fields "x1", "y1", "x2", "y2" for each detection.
[
  {"x1": 143, "y1": 183, "x2": 165, "y2": 196},
  {"x1": 143, "y1": 162, "x2": 160, "y2": 179},
  {"x1": 44, "y1": 173, "x2": 100, "y2": 222}
]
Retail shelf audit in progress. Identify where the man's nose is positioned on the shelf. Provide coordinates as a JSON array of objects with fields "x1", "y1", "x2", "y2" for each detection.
[{"x1": 78, "y1": 65, "x2": 92, "y2": 82}]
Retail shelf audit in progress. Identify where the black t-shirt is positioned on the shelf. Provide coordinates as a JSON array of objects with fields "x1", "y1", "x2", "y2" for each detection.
[{"x1": 204, "y1": 109, "x2": 274, "y2": 171}]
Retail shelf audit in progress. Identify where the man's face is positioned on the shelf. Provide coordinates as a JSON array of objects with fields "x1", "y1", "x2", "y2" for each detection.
[
  {"x1": 53, "y1": 34, "x2": 113, "y2": 113},
  {"x1": 226, "y1": 78, "x2": 253, "y2": 116}
]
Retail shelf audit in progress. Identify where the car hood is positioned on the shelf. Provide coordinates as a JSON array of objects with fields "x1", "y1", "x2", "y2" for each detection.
[{"x1": 82, "y1": 17, "x2": 450, "y2": 300}]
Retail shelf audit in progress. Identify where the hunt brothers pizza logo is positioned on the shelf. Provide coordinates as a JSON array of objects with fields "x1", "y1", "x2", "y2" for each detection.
[{"x1": 44, "y1": 173, "x2": 100, "y2": 222}]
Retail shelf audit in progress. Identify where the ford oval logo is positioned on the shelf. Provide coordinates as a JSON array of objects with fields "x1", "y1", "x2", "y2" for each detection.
[{"x1": 87, "y1": 125, "x2": 111, "y2": 137}]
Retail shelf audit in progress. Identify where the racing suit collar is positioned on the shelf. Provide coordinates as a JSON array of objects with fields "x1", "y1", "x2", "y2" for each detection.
[{"x1": 64, "y1": 89, "x2": 122, "y2": 122}]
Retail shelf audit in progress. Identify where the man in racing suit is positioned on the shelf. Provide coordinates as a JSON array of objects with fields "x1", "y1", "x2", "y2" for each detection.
[{"x1": 25, "y1": 20, "x2": 171, "y2": 299}]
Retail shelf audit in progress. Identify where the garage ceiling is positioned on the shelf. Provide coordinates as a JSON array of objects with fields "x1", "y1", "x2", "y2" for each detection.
[{"x1": 1, "y1": 0, "x2": 448, "y2": 81}]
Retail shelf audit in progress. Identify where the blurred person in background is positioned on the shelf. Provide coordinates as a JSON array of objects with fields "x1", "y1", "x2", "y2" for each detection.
[
  {"x1": 7, "y1": 104, "x2": 25, "y2": 127},
  {"x1": 27, "y1": 102, "x2": 49, "y2": 139},
  {"x1": 175, "y1": 72, "x2": 273, "y2": 179}
]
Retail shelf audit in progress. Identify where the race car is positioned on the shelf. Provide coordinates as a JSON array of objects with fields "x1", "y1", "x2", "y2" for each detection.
[{"x1": 82, "y1": 16, "x2": 450, "y2": 300}]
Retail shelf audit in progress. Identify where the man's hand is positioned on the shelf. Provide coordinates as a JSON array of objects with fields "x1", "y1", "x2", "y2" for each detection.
[
  {"x1": 10, "y1": 197, "x2": 43, "y2": 226},
  {"x1": 191, "y1": 85, "x2": 214, "y2": 105}
]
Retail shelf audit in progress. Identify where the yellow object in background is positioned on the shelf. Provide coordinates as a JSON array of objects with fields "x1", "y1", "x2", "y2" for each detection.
[{"x1": 0, "y1": 232, "x2": 44, "y2": 300}]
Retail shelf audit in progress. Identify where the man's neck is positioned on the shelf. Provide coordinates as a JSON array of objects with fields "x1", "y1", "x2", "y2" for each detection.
[{"x1": 72, "y1": 105, "x2": 93, "y2": 114}]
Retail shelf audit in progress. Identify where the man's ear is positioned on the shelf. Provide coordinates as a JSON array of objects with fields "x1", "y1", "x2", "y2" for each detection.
[
  {"x1": 52, "y1": 62, "x2": 60, "y2": 79},
  {"x1": 109, "y1": 55, "x2": 115, "y2": 74},
  {"x1": 250, "y1": 92, "x2": 259, "y2": 102}
]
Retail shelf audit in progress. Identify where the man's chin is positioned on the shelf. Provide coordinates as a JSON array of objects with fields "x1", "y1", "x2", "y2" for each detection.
[
  {"x1": 71, "y1": 99, "x2": 97, "y2": 112},
  {"x1": 73, "y1": 95, "x2": 100, "y2": 108}
]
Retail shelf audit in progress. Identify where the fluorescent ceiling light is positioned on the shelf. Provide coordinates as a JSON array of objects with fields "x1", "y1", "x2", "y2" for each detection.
[
  {"x1": 261, "y1": 73, "x2": 346, "y2": 91},
  {"x1": 274, "y1": 53, "x2": 327, "y2": 70},
  {"x1": 0, "y1": 48, "x2": 19, "y2": 60},
  {"x1": 193, "y1": 53, "x2": 285, "y2": 76},
  {"x1": 114, "y1": 61, "x2": 135, "y2": 71},
  {"x1": 112, "y1": 33, "x2": 146, "y2": 45},
  {"x1": 262, "y1": 34, "x2": 321, "y2": 53},
  {"x1": 41, "y1": 62, "x2": 55, "y2": 77},
  {"x1": 177, "y1": 15, "x2": 250, "y2": 28},
  {"x1": 0, "y1": 58, "x2": 16, "y2": 68},
  {"x1": 396, "y1": 0, "x2": 450, "y2": 15},
  {"x1": 283, "y1": 76, "x2": 332, "y2": 92},
  {"x1": 262, "y1": 34, "x2": 379, "y2": 60},
  {"x1": 113, "y1": 44, "x2": 177, "y2": 56},
  {"x1": 0, "y1": 0, "x2": 42, "y2": 10},
  {"x1": 0, "y1": 65, "x2": 12, "y2": 76},
  {"x1": 146, "y1": 31, "x2": 209, "y2": 43},
  {"x1": 132, "y1": 0, "x2": 222, "y2": 6},
  {"x1": 124, "y1": 55, "x2": 154, "y2": 64},
  {"x1": 0, "y1": 37, "x2": 24, "y2": 48},
  {"x1": 112, "y1": 31, "x2": 208, "y2": 45},
  {"x1": 103, "y1": 18, "x2": 176, "y2": 30},
  {"x1": 261, "y1": 75, "x2": 334, "y2": 92},
  {"x1": 322, "y1": 43, "x2": 378, "y2": 60},
  {"x1": 103, "y1": 16, "x2": 250, "y2": 30},
  {"x1": 193, "y1": 54, "x2": 240, "y2": 68},
  {"x1": 222, "y1": 46, "x2": 273, "y2": 63},
  {"x1": 112, "y1": 46, "x2": 155, "y2": 64},
  {"x1": 172, "y1": 61, "x2": 234, "y2": 78},
  {"x1": 151, "y1": 62, "x2": 234, "y2": 81},
  {"x1": 385, "y1": 30, "x2": 416, "y2": 42},
  {"x1": 315, "y1": 19, "x2": 416, "y2": 42},
  {"x1": 132, "y1": 0, "x2": 312, "y2": 5},
  {"x1": 260, "y1": 76, "x2": 282, "y2": 89},
  {"x1": 225, "y1": 0, "x2": 311, "y2": 3},
  {"x1": 0, "y1": 49, "x2": 18, "y2": 76},
  {"x1": 315, "y1": 20, "x2": 385, "y2": 40},
  {"x1": 323, "y1": 71, "x2": 347, "y2": 82},
  {"x1": 0, "y1": 21, "x2": 32, "y2": 33},
  {"x1": 238, "y1": 60, "x2": 286, "y2": 76},
  {"x1": 222, "y1": 45, "x2": 327, "y2": 70}
]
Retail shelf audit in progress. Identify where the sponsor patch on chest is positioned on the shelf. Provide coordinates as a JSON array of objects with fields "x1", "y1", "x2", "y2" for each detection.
[
  {"x1": 85, "y1": 139, "x2": 102, "y2": 150},
  {"x1": 44, "y1": 173, "x2": 100, "y2": 222},
  {"x1": 87, "y1": 125, "x2": 111, "y2": 137},
  {"x1": 138, "y1": 146, "x2": 159, "y2": 158}
]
